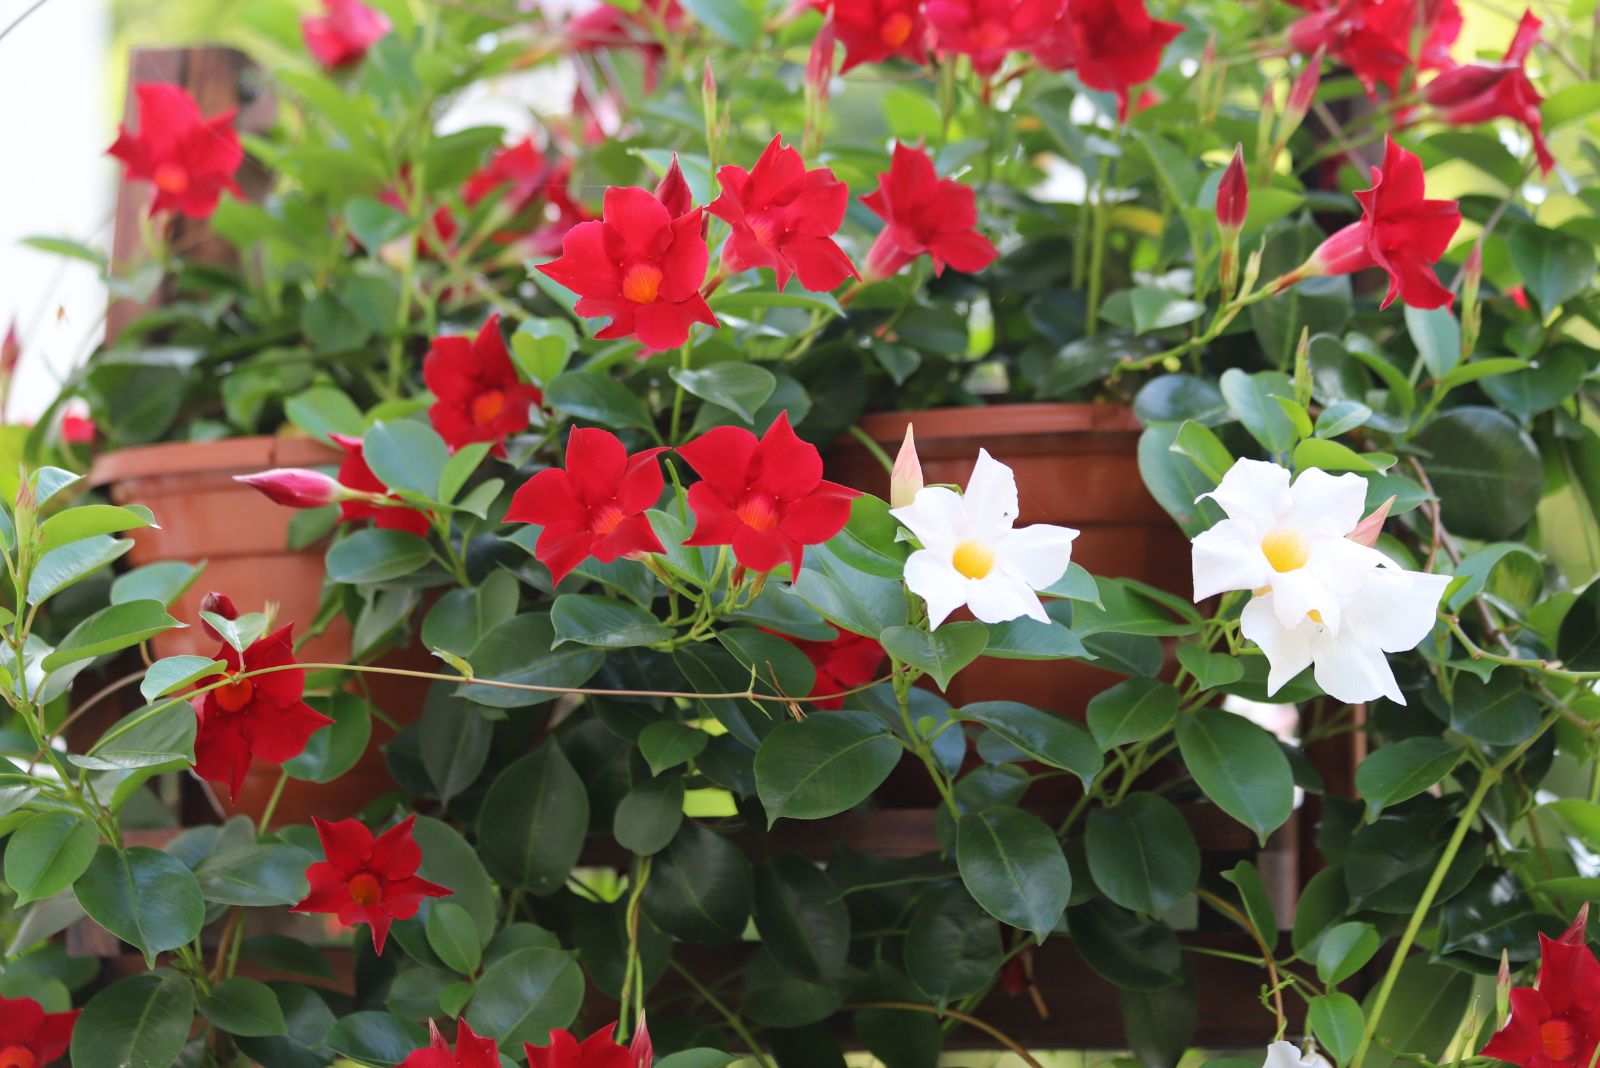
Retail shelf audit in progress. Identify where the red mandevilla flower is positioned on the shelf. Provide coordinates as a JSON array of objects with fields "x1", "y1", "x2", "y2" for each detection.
[
  {"x1": 398, "y1": 1018, "x2": 499, "y2": 1068},
  {"x1": 861, "y1": 143, "x2": 999, "y2": 280},
  {"x1": 198, "y1": 591, "x2": 238, "y2": 643},
  {"x1": 678, "y1": 411, "x2": 857, "y2": 576},
  {"x1": 292, "y1": 815, "x2": 452, "y2": 955},
  {"x1": 329, "y1": 434, "x2": 433, "y2": 537},
  {"x1": 777, "y1": 630, "x2": 886, "y2": 709},
  {"x1": 1289, "y1": 0, "x2": 1458, "y2": 100},
  {"x1": 107, "y1": 83, "x2": 243, "y2": 219},
  {"x1": 424, "y1": 314, "x2": 544, "y2": 453},
  {"x1": 524, "y1": 1019, "x2": 652, "y2": 1068},
  {"x1": 192, "y1": 625, "x2": 333, "y2": 800},
  {"x1": 1037, "y1": 0, "x2": 1184, "y2": 123},
  {"x1": 506, "y1": 427, "x2": 667, "y2": 586},
  {"x1": 1425, "y1": 10, "x2": 1552, "y2": 176},
  {"x1": 0, "y1": 995, "x2": 79, "y2": 1067},
  {"x1": 463, "y1": 139, "x2": 595, "y2": 253},
  {"x1": 301, "y1": 0, "x2": 391, "y2": 70},
  {"x1": 567, "y1": 0, "x2": 687, "y2": 92},
  {"x1": 60, "y1": 413, "x2": 95, "y2": 446},
  {"x1": 708, "y1": 136, "x2": 859, "y2": 293},
  {"x1": 235, "y1": 468, "x2": 347, "y2": 509},
  {"x1": 925, "y1": 0, "x2": 1058, "y2": 76},
  {"x1": 1279, "y1": 136, "x2": 1462, "y2": 310},
  {"x1": 1480, "y1": 907, "x2": 1600, "y2": 1068},
  {"x1": 813, "y1": 0, "x2": 928, "y2": 71}
]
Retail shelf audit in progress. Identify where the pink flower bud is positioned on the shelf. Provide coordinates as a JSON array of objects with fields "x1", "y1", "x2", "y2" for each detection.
[
  {"x1": 654, "y1": 154, "x2": 695, "y2": 221},
  {"x1": 1, "y1": 320, "x2": 18, "y2": 376},
  {"x1": 1348, "y1": 495, "x2": 1396, "y2": 547},
  {"x1": 1216, "y1": 145, "x2": 1248, "y2": 234},
  {"x1": 890, "y1": 424, "x2": 924, "y2": 509},
  {"x1": 1284, "y1": 50, "x2": 1324, "y2": 133},
  {"x1": 199, "y1": 591, "x2": 239, "y2": 642},
  {"x1": 1561, "y1": 903, "x2": 1590, "y2": 946},
  {"x1": 234, "y1": 468, "x2": 346, "y2": 509},
  {"x1": 808, "y1": 17, "x2": 837, "y2": 103}
]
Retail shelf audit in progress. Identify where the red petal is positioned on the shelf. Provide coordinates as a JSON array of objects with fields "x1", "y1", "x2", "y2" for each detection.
[
  {"x1": 616, "y1": 449, "x2": 668, "y2": 513},
  {"x1": 677, "y1": 424, "x2": 758, "y2": 492},
  {"x1": 633, "y1": 300, "x2": 697, "y2": 351},
  {"x1": 244, "y1": 698, "x2": 334, "y2": 763},
  {"x1": 537, "y1": 221, "x2": 621, "y2": 299},
  {"x1": 508, "y1": 468, "x2": 587, "y2": 527},
  {"x1": 928, "y1": 229, "x2": 999, "y2": 275},
  {"x1": 292, "y1": 860, "x2": 355, "y2": 914},
  {"x1": 567, "y1": 426, "x2": 628, "y2": 502},
  {"x1": 313, "y1": 816, "x2": 375, "y2": 872},
  {"x1": 369, "y1": 814, "x2": 423, "y2": 878},
  {"x1": 603, "y1": 186, "x2": 673, "y2": 260},
  {"x1": 536, "y1": 526, "x2": 599, "y2": 586},
  {"x1": 779, "y1": 490, "x2": 854, "y2": 546},
  {"x1": 752, "y1": 411, "x2": 823, "y2": 500},
  {"x1": 732, "y1": 525, "x2": 798, "y2": 574}
]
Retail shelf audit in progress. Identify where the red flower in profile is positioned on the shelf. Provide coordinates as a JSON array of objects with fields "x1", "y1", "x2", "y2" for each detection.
[
  {"x1": 1425, "y1": 10, "x2": 1552, "y2": 175},
  {"x1": 925, "y1": 0, "x2": 1058, "y2": 76},
  {"x1": 536, "y1": 185, "x2": 718, "y2": 352},
  {"x1": 107, "y1": 83, "x2": 243, "y2": 219},
  {"x1": 0, "y1": 996, "x2": 79, "y2": 1066},
  {"x1": 1278, "y1": 137, "x2": 1461, "y2": 310},
  {"x1": 815, "y1": 0, "x2": 928, "y2": 71},
  {"x1": 861, "y1": 143, "x2": 999, "y2": 280},
  {"x1": 292, "y1": 815, "x2": 452, "y2": 955},
  {"x1": 708, "y1": 137, "x2": 858, "y2": 293},
  {"x1": 462, "y1": 140, "x2": 594, "y2": 253},
  {"x1": 329, "y1": 434, "x2": 433, "y2": 537},
  {"x1": 235, "y1": 468, "x2": 346, "y2": 509},
  {"x1": 424, "y1": 315, "x2": 544, "y2": 453},
  {"x1": 506, "y1": 427, "x2": 667, "y2": 586},
  {"x1": 192, "y1": 625, "x2": 333, "y2": 800},
  {"x1": 1289, "y1": 0, "x2": 1456, "y2": 100},
  {"x1": 1037, "y1": 0, "x2": 1183, "y2": 122},
  {"x1": 1480, "y1": 907, "x2": 1600, "y2": 1068},
  {"x1": 398, "y1": 1018, "x2": 499, "y2": 1068},
  {"x1": 301, "y1": 0, "x2": 391, "y2": 70},
  {"x1": 524, "y1": 1019, "x2": 652, "y2": 1068},
  {"x1": 678, "y1": 412, "x2": 857, "y2": 575},
  {"x1": 776, "y1": 630, "x2": 886, "y2": 708}
]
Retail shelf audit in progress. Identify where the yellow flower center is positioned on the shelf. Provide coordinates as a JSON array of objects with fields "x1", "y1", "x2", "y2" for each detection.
[
  {"x1": 735, "y1": 493, "x2": 779, "y2": 532},
  {"x1": 471, "y1": 389, "x2": 507, "y2": 427},
  {"x1": 0, "y1": 1045, "x2": 37, "y2": 1068},
  {"x1": 622, "y1": 262, "x2": 664, "y2": 305},
  {"x1": 1308, "y1": 609, "x2": 1324, "y2": 625},
  {"x1": 881, "y1": 12, "x2": 914, "y2": 47},
  {"x1": 1260, "y1": 529, "x2": 1309, "y2": 573},
  {"x1": 952, "y1": 539, "x2": 995, "y2": 580},
  {"x1": 347, "y1": 872, "x2": 383, "y2": 907},
  {"x1": 214, "y1": 677, "x2": 254, "y2": 714},
  {"x1": 153, "y1": 162, "x2": 190, "y2": 194}
]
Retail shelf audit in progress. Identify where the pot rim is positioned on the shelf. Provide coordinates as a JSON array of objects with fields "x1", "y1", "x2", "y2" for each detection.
[
  {"x1": 88, "y1": 434, "x2": 343, "y2": 488},
  {"x1": 843, "y1": 401, "x2": 1142, "y2": 446}
]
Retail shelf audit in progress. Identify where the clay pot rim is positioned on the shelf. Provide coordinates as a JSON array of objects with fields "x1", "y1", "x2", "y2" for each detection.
[
  {"x1": 88, "y1": 435, "x2": 343, "y2": 488},
  {"x1": 842, "y1": 402, "x2": 1142, "y2": 446}
]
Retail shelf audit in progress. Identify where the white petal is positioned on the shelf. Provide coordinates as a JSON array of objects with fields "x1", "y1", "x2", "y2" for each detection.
[
  {"x1": 1192, "y1": 518, "x2": 1272, "y2": 601},
  {"x1": 892, "y1": 485, "x2": 966, "y2": 554},
  {"x1": 1287, "y1": 467, "x2": 1369, "y2": 538},
  {"x1": 1241, "y1": 594, "x2": 1315, "y2": 697},
  {"x1": 963, "y1": 449, "x2": 1020, "y2": 539},
  {"x1": 903, "y1": 549, "x2": 969, "y2": 630},
  {"x1": 994, "y1": 523, "x2": 1077, "y2": 590},
  {"x1": 1201, "y1": 458, "x2": 1292, "y2": 529},
  {"x1": 1347, "y1": 566, "x2": 1451, "y2": 653},
  {"x1": 1270, "y1": 567, "x2": 1341, "y2": 635},
  {"x1": 1311, "y1": 630, "x2": 1404, "y2": 704},
  {"x1": 1263, "y1": 1043, "x2": 1329, "y2": 1068},
  {"x1": 967, "y1": 572, "x2": 1050, "y2": 624}
]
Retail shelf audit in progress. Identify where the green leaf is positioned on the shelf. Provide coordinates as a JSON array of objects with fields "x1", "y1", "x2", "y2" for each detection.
[
  {"x1": 1128, "y1": 286, "x2": 1206, "y2": 334},
  {"x1": 1405, "y1": 305, "x2": 1461, "y2": 379},
  {"x1": 613, "y1": 775, "x2": 685, "y2": 856},
  {"x1": 193, "y1": 843, "x2": 313, "y2": 906},
  {"x1": 1448, "y1": 671, "x2": 1540, "y2": 745},
  {"x1": 793, "y1": 543, "x2": 909, "y2": 637},
  {"x1": 642, "y1": 822, "x2": 752, "y2": 944},
  {"x1": 1222, "y1": 860, "x2": 1280, "y2": 947},
  {"x1": 417, "y1": 693, "x2": 490, "y2": 804},
  {"x1": 285, "y1": 385, "x2": 367, "y2": 442},
  {"x1": 719, "y1": 627, "x2": 817, "y2": 698},
  {"x1": 1086, "y1": 793, "x2": 1198, "y2": 915},
  {"x1": 1315, "y1": 400, "x2": 1373, "y2": 438},
  {"x1": 28, "y1": 535, "x2": 132, "y2": 605},
  {"x1": 550, "y1": 594, "x2": 673, "y2": 648},
  {"x1": 638, "y1": 721, "x2": 709, "y2": 775},
  {"x1": 1316, "y1": 921, "x2": 1381, "y2": 985},
  {"x1": 1413, "y1": 407, "x2": 1541, "y2": 541},
  {"x1": 456, "y1": 614, "x2": 605, "y2": 709},
  {"x1": 904, "y1": 884, "x2": 1003, "y2": 1005},
  {"x1": 960, "y1": 701, "x2": 1102, "y2": 784},
  {"x1": 41, "y1": 600, "x2": 182, "y2": 670},
  {"x1": 140, "y1": 656, "x2": 226, "y2": 703},
  {"x1": 956, "y1": 806, "x2": 1071, "y2": 941},
  {"x1": 363, "y1": 420, "x2": 447, "y2": 501},
  {"x1": 74, "y1": 846, "x2": 204, "y2": 964},
  {"x1": 679, "y1": 0, "x2": 762, "y2": 45},
  {"x1": 1309, "y1": 993, "x2": 1365, "y2": 1064},
  {"x1": 880, "y1": 623, "x2": 988, "y2": 691},
  {"x1": 1292, "y1": 438, "x2": 1394, "y2": 473},
  {"x1": 1067, "y1": 899, "x2": 1183, "y2": 991},
  {"x1": 202, "y1": 977, "x2": 287, "y2": 1038},
  {"x1": 284, "y1": 692, "x2": 373, "y2": 784},
  {"x1": 426, "y1": 902, "x2": 483, "y2": 976},
  {"x1": 110, "y1": 561, "x2": 204, "y2": 607},
  {"x1": 1086, "y1": 679, "x2": 1180, "y2": 750},
  {"x1": 669, "y1": 364, "x2": 777, "y2": 423},
  {"x1": 1175, "y1": 708, "x2": 1294, "y2": 844},
  {"x1": 413, "y1": 817, "x2": 498, "y2": 944},
  {"x1": 981, "y1": 617, "x2": 1088, "y2": 660},
  {"x1": 344, "y1": 196, "x2": 411, "y2": 249},
  {"x1": 1355, "y1": 738, "x2": 1462, "y2": 819},
  {"x1": 477, "y1": 743, "x2": 589, "y2": 894},
  {"x1": 1170, "y1": 420, "x2": 1235, "y2": 483},
  {"x1": 546, "y1": 371, "x2": 654, "y2": 432},
  {"x1": 325, "y1": 528, "x2": 433, "y2": 584},
  {"x1": 324, "y1": 1012, "x2": 428, "y2": 1065},
  {"x1": 5, "y1": 812, "x2": 97, "y2": 907},
  {"x1": 37, "y1": 504, "x2": 153, "y2": 555},
  {"x1": 1220, "y1": 369, "x2": 1299, "y2": 454},
  {"x1": 752, "y1": 853, "x2": 850, "y2": 982},
  {"x1": 1509, "y1": 224, "x2": 1596, "y2": 311},
  {"x1": 1436, "y1": 357, "x2": 1532, "y2": 393},
  {"x1": 71, "y1": 973, "x2": 195, "y2": 1068},
  {"x1": 510, "y1": 319, "x2": 578, "y2": 386},
  {"x1": 465, "y1": 947, "x2": 585, "y2": 1048},
  {"x1": 1138, "y1": 423, "x2": 1226, "y2": 537},
  {"x1": 755, "y1": 711, "x2": 900, "y2": 824}
]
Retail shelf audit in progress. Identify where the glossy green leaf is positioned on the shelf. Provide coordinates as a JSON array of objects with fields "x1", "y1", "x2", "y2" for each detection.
[
  {"x1": 70, "y1": 973, "x2": 195, "y2": 1068},
  {"x1": 956, "y1": 805, "x2": 1071, "y2": 940},
  {"x1": 960, "y1": 701, "x2": 1102, "y2": 784},
  {"x1": 1175, "y1": 708, "x2": 1294, "y2": 844},
  {"x1": 1086, "y1": 794, "x2": 1198, "y2": 915},
  {"x1": 74, "y1": 846, "x2": 204, "y2": 963},
  {"x1": 1355, "y1": 738, "x2": 1462, "y2": 819},
  {"x1": 5, "y1": 812, "x2": 97, "y2": 907},
  {"x1": 325, "y1": 528, "x2": 433, "y2": 584},
  {"x1": 1086, "y1": 679, "x2": 1180, "y2": 750},
  {"x1": 755, "y1": 711, "x2": 901, "y2": 824},
  {"x1": 880, "y1": 623, "x2": 988, "y2": 691},
  {"x1": 477, "y1": 743, "x2": 588, "y2": 894},
  {"x1": 41, "y1": 600, "x2": 182, "y2": 670},
  {"x1": 202, "y1": 977, "x2": 287, "y2": 1037},
  {"x1": 551, "y1": 594, "x2": 673, "y2": 648},
  {"x1": 426, "y1": 902, "x2": 483, "y2": 976}
]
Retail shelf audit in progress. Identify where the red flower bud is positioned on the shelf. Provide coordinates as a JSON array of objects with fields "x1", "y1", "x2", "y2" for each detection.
[
  {"x1": 1216, "y1": 145, "x2": 1248, "y2": 234},
  {"x1": 234, "y1": 468, "x2": 346, "y2": 509},
  {"x1": 654, "y1": 154, "x2": 695, "y2": 220},
  {"x1": 1, "y1": 319, "x2": 19, "y2": 376},
  {"x1": 808, "y1": 17, "x2": 838, "y2": 102},
  {"x1": 1284, "y1": 49, "x2": 1324, "y2": 133},
  {"x1": 199, "y1": 592, "x2": 239, "y2": 643}
]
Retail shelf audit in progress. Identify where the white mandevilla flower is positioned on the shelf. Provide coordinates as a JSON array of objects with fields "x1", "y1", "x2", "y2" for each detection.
[
  {"x1": 892, "y1": 449, "x2": 1078, "y2": 629},
  {"x1": 1262, "y1": 1040, "x2": 1332, "y2": 1068}
]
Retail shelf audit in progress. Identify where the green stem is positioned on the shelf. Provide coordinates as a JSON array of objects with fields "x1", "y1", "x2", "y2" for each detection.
[
  {"x1": 1084, "y1": 153, "x2": 1114, "y2": 339},
  {"x1": 257, "y1": 769, "x2": 290, "y2": 832},
  {"x1": 847, "y1": 425, "x2": 895, "y2": 475},
  {"x1": 669, "y1": 342, "x2": 692, "y2": 444},
  {"x1": 670, "y1": 960, "x2": 774, "y2": 1068},
  {"x1": 618, "y1": 856, "x2": 652, "y2": 1041}
]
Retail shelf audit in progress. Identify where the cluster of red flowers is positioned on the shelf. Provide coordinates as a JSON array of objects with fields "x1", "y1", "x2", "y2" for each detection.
[{"x1": 399, "y1": 1017, "x2": 653, "y2": 1068}]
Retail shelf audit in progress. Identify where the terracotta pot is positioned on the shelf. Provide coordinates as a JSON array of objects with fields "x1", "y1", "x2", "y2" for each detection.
[
  {"x1": 89, "y1": 436, "x2": 429, "y2": 826},
  {"x1": 828, "y1": 403, "x2": 1189, "y2": 717}
]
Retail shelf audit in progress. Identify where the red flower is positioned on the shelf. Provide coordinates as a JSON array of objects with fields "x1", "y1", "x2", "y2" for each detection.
[
  {"x1": 1508, "y1": 284, "x2": 1531, "y2": 310},
  {"x1": 424, "y1": 315, "x2": 544, "y2": 453},
  {"x1": 566, "y1": 0, "x2": 687, "y2": 91},
  {"x1": 536, "y1": 186, "x2": 718, "y2": 352},
  {"x1": 0, "y1": 996, "x2": 78, "y2": 1067},
  {"x1": 1425, "y1": 10, "x2": 1551, "y2": 175},
  {"x1": 330, "y1": 434, "x2": 433, "y2": 537},
  {"x1": 462, "y1": 140, "x2": 595, "y2": 253},
  {"x1": 816, "y1": 0, "x2": 929, "y2": 71},
  {"x1": 199, "y1": 592, "x2": 238, "y2": 643},
  {"x1": 192, "y1": 625, "x2": 333, "y2": 801},
  {"x1": 925, "y1": 0, "x2": 1059, "y2": 76},
  {"x1": 524, "y1": 1020, "x2": 651, "y2": 1068},
  {"x1": 506, "y1": 428, "x2": 667, "y2": 586},
  {"x1": 861, "y1": 143, "x2": 999, "y2": 280},
  {"x1": 1289, "y1": 0, "x2": 1456, "y2": 100},
  {"x1": 771, "y1": 630, "x2": 885, "y2": 708},
  {"x1": 678, "y1": 412, "x2": 857, "y2": 575},
  {"x1": 60, "y1": 413, "x2": 95, "y2": 446},
  {"x1": 292, "y1": 815, "x2": 452, "y2": 955},
  {"x1": 708, "y1": 137, "x2": 858, "y2": 293},
  {"x1": 235, "y1": 468, "x2": 346, "y2": 509},
  {"x1": 301, "y1": 0, "x2": 391, "y2": 70},
  {"x1": 107, "y1": 83, "x2": 243, "y2": 219},
  {"x1": 1037, "y1": 0, "x2": 1183, "y2": 122},
  {"x1": 1481, "y1": 909, "x2": 1600, "y2": 1068},
  {"x1": 398, "y1": 1018, "x2": 499, "y2": 1068},
  {"x1": 1279, "y1": 136, "x2": 1461, "y2": 310},
  {"x1": 1, "y1": 320, "x2": 19, "y2": 376}
]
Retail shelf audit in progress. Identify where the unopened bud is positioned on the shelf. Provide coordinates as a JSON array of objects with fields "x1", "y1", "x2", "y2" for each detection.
[
  {"x1": 1217, "y1": 145, "x2": 1249, "y2": 235},
  {"x1": 1461, "y1": 245, "x2": 1484, "y2": 357},
  {"x1": 654, "y1": 154, "x2": 694, "y2": 220},
  {"x1": 890, "y1": 424, "x2": 924, "y2": 509},
  {"x1": 234, "y1": 468, "x2": 347, "y2": 509},
  {"x1": 1349, "y1": 496, "x2": 1396, "y2": 547},
  {"x1": 1282, "y1": 50, "x2": 1324, "y2": 139},
  {"x1": 1, "y1": 320, "x2": 19, "y2": 376},
  {"x1": 199, "y1": 592, "x2": 239, "y2": 642},
  {"x1": 807, "y1": 17, "x2": 837, "y2": 104}
]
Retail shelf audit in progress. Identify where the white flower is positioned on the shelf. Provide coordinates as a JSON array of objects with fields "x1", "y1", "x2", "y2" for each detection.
[
  {"x1": 892, "y1": 449, "x2": 1078, "y2": 629},
  {"x1": 1192, "y1": 458, "x2": 1383, "y2": 634},
  {"x1": 1263, "y1": 1041, "x2": 1332, "y2": 1068}
]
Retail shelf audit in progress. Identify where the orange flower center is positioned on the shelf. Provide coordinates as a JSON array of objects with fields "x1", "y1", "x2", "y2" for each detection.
[
  {"x1": 622, "y1": 262, "x2": 664, "y2": 305},
  {"x1": 214, "y1": 677, "x2": 255, "y2": 714},
  {"x1": 0, "y1": 1046, "x2": 37, "y2": 1068},
  {"x1": 347, "y1": 872, "x2": 383, "y2": 907},
  {"x1": 153, "y1": 162, "x2": 190, "y2": 194},
  {"x1": 749, "y1": 213, "x2": 779, "y2": 246},
  {"x1": 975, "y1": 19, "x2": 1009, "y2": 49},
  {"x1": 1542, "y1": 1018, "x2": 1581, "y2": 1062},
  {"x1": 881, "y1": 12, "x2": 914, "y2": 47},
  {"x1": 592, "y1": 502, "x2": 627, "y2": 535},
  {"x1": 471, "y1": 389, "x2": 507, "y2": 427},
  {"x1": 735, "y1": 493, "x2": 780, "y2": 532}
]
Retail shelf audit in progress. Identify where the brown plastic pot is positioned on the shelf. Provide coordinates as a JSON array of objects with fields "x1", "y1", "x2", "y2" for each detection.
[
  {"x1": 89, "y1": 436, "x2": 430, "y2": 826},
  {"x1": 828, "y1": 402, "x2": 1189, "y2": 717}
]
